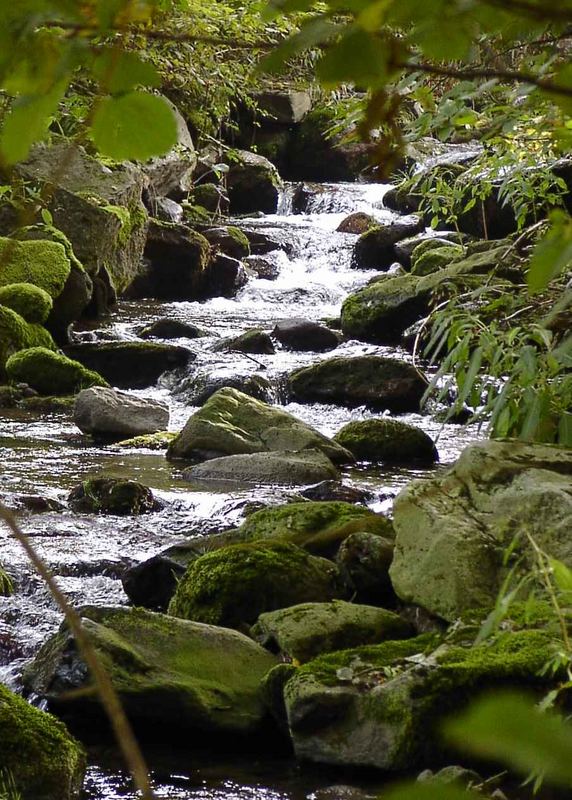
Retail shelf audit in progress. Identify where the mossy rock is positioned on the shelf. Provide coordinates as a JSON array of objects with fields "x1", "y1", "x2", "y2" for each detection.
[
  {"x1": 352, "y1": 218, "x2": 424, "y2": 270},
  {"x1": 252, "y1": 600, "x2": 413, "y2": 663},
  {"x1": 24, "y1": 606, "x2": 277, "y2": 736},
  {"x1": 0, "y1": 282, "x2": 53, "y2": 324},
  {"x1": 0, "y1": 565, "x2": 13, "y2": 596},
  {"x1": 192, "y1": 183, "x2": 228, "y2": 213},
  {"x1": 283, "y1": 628, "x2": 555, "y2": 770},
  {"x1": 237, "y1": 501, "x2": 394, "y2": 557},
  {"x1": 0, "y1": 236, "x2": 71, "y2": 298},
  {"x1": 168, "y1": 541, "x2": 346, "y2": 629},
  {"x1": 410, "y1": 245, "x2": 465, "y2": 276},
  {"x1": 68, "y1": 477, "x2": 159, "y2": 515},
  {"x1": 203, "y1": 226, "x2": 251, "y2": 259},
  {"x1": 20, "y1": 395, "x2": 76, "y2": 413},
  {"x1": 212, "y1": 328, "x2": 275, "y2": 355},
  {"x1": 167, "y1": 387, "x2": 352, "y2": 464},
  {"x1": 116, "y1": 431, "x2": 177, "y2": 450},
  {"x1": 0, "y1": 306, "x2": 56, "y2": 378},
  {"x1": 0, "y1": 683, "x2": 85, "y2": 800},
  {"x1": 6, "y1": 347, "x2": 108, "y2": 395},
  {"x1": 334, "y1": 419, "x2": 438, "y2": 465}
]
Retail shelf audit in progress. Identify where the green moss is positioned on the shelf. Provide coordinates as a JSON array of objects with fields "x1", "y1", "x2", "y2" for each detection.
[
  {"x1": 0, "y1": 282, "x2": 53, "y2": 323},
  {"x1": 193, "y1": 183, "x2": 224, "y2": 212},
  {"x1": 238, "y1": 501, "x2": 394, "y2": 556},
  {"x1": 168, "y1": 541, "x2": 343, "y2": 629},
  {"x1": 334, "y1": 419, "x2": 438, "y2": 465},
  {"x1": 74, "y1": 193, "x2": 148, "y2": 248},
  {"x1": 6, "y1": 347, "x2": 108, "y2": 395},
  {"x1": 182, "y1": 203, "x2": 213, "y2": 225},
  {"x1": 13, "y1": 224, "x2": 85, "y2": 273},
  {"x1": 0, "y1": 237, "x2": 71, "y2": 298},
  {"x1": 68, "y1": 477, "x2": 157, "y2": 515},
  {"x1": 298, "y1": 633, "x2": 440, "y2": 687},
  {"x1": 411, "y1": 245, "x2": 465, "y2": 276},
  {"x1": 0, "y1": 565, "x2": 13, "y2": 597},
  {"x1": 0, "y1": 683, "x2": 85, "y2": 800},
  {"x1": 226, "y1": 226, "x2": 250, "y2": 253},
  {"x1": 0, "y1": 306, "x2": 56, "y2": 377},
  {"x1": 20, "y1": 395, "x2": 76, "y2": 412},
  {"x1": 115, "y1": 431, "x2": 177, "y2": 450}
]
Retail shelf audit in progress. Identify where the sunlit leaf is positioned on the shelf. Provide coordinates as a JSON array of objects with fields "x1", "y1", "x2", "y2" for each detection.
[
  {"x1": 0, "y1": 80, "x2": 67, "y2": 165},
  {"x1": 528, "y1": 212, "x2": 572, "y2": 294},
  {"x1": 93, "y1": 49, "x2": 161, "y2": 94}
]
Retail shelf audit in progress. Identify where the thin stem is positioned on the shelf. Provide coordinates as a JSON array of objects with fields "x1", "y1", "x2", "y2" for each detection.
[{"x1": 0, "y1": 501, "x2": 157, "y2": 800}]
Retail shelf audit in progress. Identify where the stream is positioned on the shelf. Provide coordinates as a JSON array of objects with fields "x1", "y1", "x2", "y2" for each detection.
[{"x1": 0, "y1": 180, "x2": 482, "y2": 799}]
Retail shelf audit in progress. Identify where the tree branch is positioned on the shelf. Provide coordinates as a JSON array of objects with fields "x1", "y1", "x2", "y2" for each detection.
[{"x1": 396, "y1": 59, "x2": 572, "y2": 99}]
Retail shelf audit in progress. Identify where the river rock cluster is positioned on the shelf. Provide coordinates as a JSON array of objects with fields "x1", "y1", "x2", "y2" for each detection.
[{"x1": 1, "y1": 91, "x2": 571, "y2": 800}]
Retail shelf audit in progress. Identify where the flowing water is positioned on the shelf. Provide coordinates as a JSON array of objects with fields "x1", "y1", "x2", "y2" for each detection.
[{"x1": 0, "y1": 181, "x2": 482, "y2": 799}]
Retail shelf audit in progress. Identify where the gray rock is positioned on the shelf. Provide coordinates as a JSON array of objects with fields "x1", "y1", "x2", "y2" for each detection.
[
  {"x1": 352, "y1": 217, "x2": 425, "y2": 270},
  {"x1": 167, "y1": 387, "x2": 352, "y2": 464},
  {"x1": 142, "y1": 96, "x2": 197, "y2": 198},
  {"x1": 183, "y1": 449, "x2": 339, "y2": 487},
  {"x1": 253, "y1": 90, "x2": 312, "y2": 124},
  {"x1": 150, "y1": 197, "x2": 184, "y2": 224},
  {"x1": 213, "y1": 328, "x2": 274, "y2": 355},
  {"x1": 74, "y1": 387, "x2": 169, "y2": 438},
  {"x1": 139, "y1": 319, "x2": 207, "y2": 340},
  {"x1": 390, "y1": 440, "x2": 572, "y2": 621},
  {"x1": 273, "y1": 318, "x2": 339, "y2": 352},
  {"x1": 225, "y1": 150, "x2": 283, "y2": 215}
]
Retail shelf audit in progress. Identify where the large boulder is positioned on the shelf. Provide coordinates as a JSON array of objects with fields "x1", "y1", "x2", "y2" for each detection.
[
  {"x1": 341, "y1": 245, "x2": 516, "y2": 343},
  {"x1": 68, "y1": 477, "x2": 159, "y2": 515},
  {"x1": 352, "y1": 217, "x2": 425, "y2": 269},
  {"x1": 273, "y1": 318, "x2": 339, "y2": 352},
  {"x1": 252, "y1": 601, "x2": 413, "y2": 663},
  {"x1": 334, "y1": 419, "x2": 438, "y2": 464},
  {"x1": 0, "y1": 305, "x2": 55, "y2": 377},
  {"x1": 225, "y1": 150, "x2": 283, "y2": 214},
  {"x1": 287, "y1": 356, "x2": 428, "y2": 412},
  {"x1": 0, "y1": 235, "x2": 71, "y2": 298},
  {"x1": 17, "y1": 140, "x2": 149, "y2": 295},
  {"x1": 63, "y1": 341, "x2": 194, "y2": 389},
  {"x1": 282, "y1": 625, "x2": 553, "y2": 770},
  {"x1": 169, "y1": 542, "x2": 345, "y2": 629},
  {"x1": 5, "y1": 347, "x2": 107, "y2": 395},
  {"x1": 24, "y1": 606, "x2": 277, "y2": 736},
  {"x1": 184, "y1": 449, "x2": 339, "y2": 487},
  {"x1": 74, "y1": 386, "x2": 169, "y2": 439},
  {"x1": 126, "y1": 220, "x2": 210, "y2": 300},
  {"x1": 390, "y1": 440, "x2": 572, "y2": 621},
  {"x1": 167, "y1": 387, "x2": 352, "y2": 463},
  {"x1": 0, "y1": 683, "x2": 85, "y2": 800},
  {"x1": 253, "y1": 90, "x2": 312, "y2": 124},
  {"x1": 142, "y1": 96, "x2": 197, "y2": 198}
]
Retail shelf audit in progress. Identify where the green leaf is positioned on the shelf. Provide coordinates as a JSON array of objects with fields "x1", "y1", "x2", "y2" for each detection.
[
  {"x1": 528, "y1": 213, "x2": 572, "y2": 294},
  {"x1": 445, "y1": 691, "x2": 572, "y2": 787},
  {"x1": 91, "y1": 92, "x2": 177, "y2": 161},
  {"x1": 258, "y1": 17, "x2": 340, "y2": 74},
  {"x1": 92, "y1": 49, "x2": 161, "y2": 94},
  {"x1": 558, "y1": 413, "x2": 572, "y2": 447},
  {"x1": 316, "y1": 27, "x2": 389, "y2": 88},
  {"x1": 0, "y1": 80, "x2": 67, "y2": 166},
  {"x1": 549, "y1": 557, "x2": 572, "y2": 595}
]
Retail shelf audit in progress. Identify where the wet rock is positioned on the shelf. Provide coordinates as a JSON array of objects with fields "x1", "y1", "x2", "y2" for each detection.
[
  {"x1": 138, "y1": 318, "x2": 208, "y2": 339},
  {"x1": 20, "y1": 394, "x2": 75, "y2": 413},
  {"x1": 287, "y1": 356, "x2": 428, "y2": 412},
  {"x1": 252, "y1": 600, "x2": 413, "y2": 663},
  {"x1": 203, "y1": 253, "x2": 248, "y2": 298},
  {"x1": 336, "y1": 213, "x2": 378, "y2": 234},
  {"x1": 203, "y1": 226, "x2": 251, "y2": 259},
  {"x1": 169, "y1": 541, "x2": 345, "y2": 628},
  {"x1": 0, "y1": 683, "x2": 86, "y2": 800},
  {"x1": 183, "y1": 449, "x2": 339, "y2": 487},
  {"x1": 0, "y1": 282, "x2": 53, "y2": 324},
  {"x1": 237, "y1": 501, "x2": 393, "y2": 558},
  {"x1": 125, "y1": 219, "x2": 211, "y2": 300},
  {"x1": 417, "y1": 765, "x2": 483, "y2": 789},
  {"x1": 175, "y1": 373, "x2": 273, "y2": 406},
  {"x1": 167, "y1": 387, "x2": 352, "y2": 464},
  {"x1": 225, "y1": 150, "x2": 283, "y2": 215},
  {"x1": 68, "y1": 477, "x2": 159, "y2": 515},
  {"x1": 213, "y1": 328, "x2": 275, "y2": 355},
  {"x1": 142, "y1": 96, "x2": 196, "y2": 198},
  {"x1": 16, "y1": 495, "x2": 66, "y2": 513},
  {"x1": 244, "y1": 255, "x2": 280, "y2": 280},
  {"x1": 115, "y1": 431, "x2": 176, "y2": 450},
  {"x1": 17, "y1": 139, "x2": 148, "y2": 295},
  {"x1": 149, "y1": 196, "x2": 184, "y2": 224},
  {"x1": 242, "y1": 229, "x2": 286, "y2": 255},
  {"x1": 334, "y1": 419, "x2": 438, "y2": 464},
  {"x1": 273, "y1": 318, "x2": 339, "y2": 352},
  {"x1": 63, "y1": 341, "x2": 194, "y2": 389},
  {"x1": 352, "y1": 217, "x2": 425, "y2": 270},
  {"x1": 394, "y1": 233, "x2": 464, "y2": 269},
  {"x1": 122, "y1": 555, "x2": 187, "y2": 610},
  {"x1": 300, "y1": 481, "x2": 371, "y2": 505},
  {"x1": 341, "y1": 245, "x2": 516, "y2": 343},
  {"x1": 6, "y1": 347, "x2": 107, "y2": 395},
  {"x1": 0, "y1": 384, "x2": 22, "y2": 407},
  {"x1": 74, "y1": 386, "x2": 169, "y2": 439},
  {"x1": 25, "y1": 606, "x2": 277, "y2": 736},
  {"x1": 282, "y1": 627, "x2": 550, "y2": 770},
  {"x1": 390, "y1": 440, "x2": 572, "y2": 621},
  {"x1": 336, "y1": 532, "x2": 395, "y2": 605}
]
